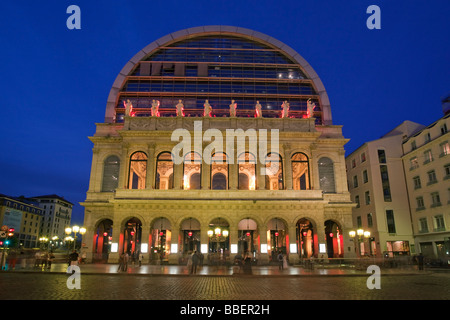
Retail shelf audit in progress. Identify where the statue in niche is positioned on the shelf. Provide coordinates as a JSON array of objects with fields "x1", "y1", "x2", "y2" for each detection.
[
  {"x1": 124, "y1": 99, "x2": 133, "y2": 117},
  {"x1": 151, "y1": 99, "x2": 160, "y2": 117},
  {"x1": 255, "y1": 101, "x2": 262, "y2": 118},
  {"x1": 176, "y1": 99, "x2": 184, "y2": 117},
  {"x1": 229, "y1": 100, "x2": 237, "y2": 117},
  {"x1": 281, "y1": 100, "x2": 290, "y2": 118},
  {"x1": 307, "y1": 99, "x2": 316, "y2": 118},
  {"x1": 204, "y1": 99, "x2": 212, "y2": 117}
]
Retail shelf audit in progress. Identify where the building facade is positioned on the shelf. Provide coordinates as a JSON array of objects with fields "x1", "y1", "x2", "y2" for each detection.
[
  {"x1": 402, "y1": 113, "x2": 450, "y2": 263},
  {"x1": 345, "y1": 121, "x2": 425, "y2": 258},
  {"x1": 81, "y1": 26, "x2": 355, "y2": 264},
  {"x1": 30, "y1": 195, "x2": 73, "y2": 244},
  {"x1": 0, "y1": 194, "x2": 43, "y2": 248}
]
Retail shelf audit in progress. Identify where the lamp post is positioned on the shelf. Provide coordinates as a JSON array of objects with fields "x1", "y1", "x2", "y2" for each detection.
[
  {"x1": 349, "y1": 228, "x2": 371, "y2": 257},
  {"x1": 39, "y1": 237, "x2": 48, "y2": 250},
  {"x1": 65, "y1": 226, "x2": 86, "y2": 250}
]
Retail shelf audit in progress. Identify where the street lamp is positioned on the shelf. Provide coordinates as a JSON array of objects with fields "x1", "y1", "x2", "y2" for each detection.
[
  {"x1": 65, "y1": 226, "x2": 86, "y2": 250},
  {"x1": 349, "y1": 229, "x2": 371, "y2": 257},
  {"x1": 39, "y1": 237, "x2": 48, "y2": 249}
]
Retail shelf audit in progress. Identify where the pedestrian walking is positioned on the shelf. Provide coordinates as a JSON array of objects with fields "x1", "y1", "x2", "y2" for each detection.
[
  {"x1": 34, "y1": 251, "x2": 41, "y2": 268},
  {"x1": 282, "y1": 253, "x2": 288, "y2": 269},
  {"x1": 187, "y1": 251, "x2": 193, "y2": 274},
  {"x1": 68, "y1": 250, "x2": 79, "y2": 266},
  {"x1": 47, "y1": 251, "x2": 55, "y2": 269},
  {"x1": 117, "y1": 253, "x2": 124, "y2": 272},
  {"x1": 417, "y1": 253, "x2": 424, "y2": 271},
  {"x1": 277, "y1": 251, "x2": 284, "y2": 270},
  {"x1": 191, "y1": 251, "x2": 199, "y2": 274},
  {"x1": 243, "y1": 251, "x2": 253, "y2": 274},
  {"x1": 138, "y1": 252, "x2": 143, "y2": 267}
]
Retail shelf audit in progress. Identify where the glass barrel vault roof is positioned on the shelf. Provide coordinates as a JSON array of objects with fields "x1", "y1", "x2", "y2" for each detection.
[{"x1": 105, "y1": 26, "x2": 332, "y2": 125}]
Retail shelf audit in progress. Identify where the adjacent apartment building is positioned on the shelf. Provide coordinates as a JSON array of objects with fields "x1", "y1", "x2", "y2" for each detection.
[
  {"x1": 30, "y1": 194, "x2": 73, "y2": 242},
  {"x1": 347, "y1": 97, "x2": 450, "y2": 264},
  {"x1": 346, "y1": 121, "x2": 425, "y2": 258},
  {"x1": 402, "y1": 112, "x2": 450, "y2": 262},
  {"x1": 0, "y1": 194, "x2": 43, "y2": 248}
]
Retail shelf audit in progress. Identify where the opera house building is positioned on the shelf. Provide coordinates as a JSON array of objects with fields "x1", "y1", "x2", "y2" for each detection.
[{"x1": 81, "y1": 26, "x2": 355, "y2": 265}]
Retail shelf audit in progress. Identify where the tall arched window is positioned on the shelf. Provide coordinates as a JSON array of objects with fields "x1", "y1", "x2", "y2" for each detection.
[
  {"x1": 318, "y1": 157, "x2": 336, "y2": 193},
  {"x1": 101, "y1": 155, "x2": 120, "y2": 192},
  {"x1": 291, "y1": 152, "x2": 310, "y2": 190},
  {"x1": 128, "y1": 151, "x2": 147, "y2": 189},
  {"x1": 265, "y1": 153, "x2": 283, "y2": 190},
  {"x1": 155, "y1": 152, "x2": 174, "y2": 189},
  {"x1": 238, "y1": 152, "x2": 256, "y2": 190},
  {"x1": 183, "y1": 152, "x2": 202, "y2": 190},
  {"x1": 211, "y1": 152, "x2": 228, "y2": 190}
]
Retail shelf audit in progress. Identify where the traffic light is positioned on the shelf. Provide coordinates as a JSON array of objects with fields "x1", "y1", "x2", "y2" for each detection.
[{"x1": 8, "y1": 228, "x2": 14, "y2": 237}]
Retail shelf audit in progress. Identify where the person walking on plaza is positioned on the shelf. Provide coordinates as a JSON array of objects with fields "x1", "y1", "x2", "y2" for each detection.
[
  {"x1": 277, "y1": 251, "x2": 284, "y2": 270},
  {"x1": 138, "y1": 252, "x2": 143, "y2": 267},
  {"x1": 191, "y1": 251, "x2": 199, "y2": 274},
  {"x1": 187, "y1": 251, "x2": 193, "y2": 274},
  {"x1": 417, "y1": 253, "x2": 424, "y2": 271},
  {"x1": 117, "y1": 253, "x2": 124, "y2": 272},
  {"x1": 47, "y1": 251, "x2": 55, "y2": 269},
  {"x1": 68, "y1": 250, "x2": 79, "y2": 266},
  {"x1": 243, "y1": 251, "x2": 253, "y2": 274}
]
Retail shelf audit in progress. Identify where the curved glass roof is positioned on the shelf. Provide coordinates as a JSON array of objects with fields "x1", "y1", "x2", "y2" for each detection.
[{"x1": 107, "y1": 27, "x2": 331, "y2": 125}]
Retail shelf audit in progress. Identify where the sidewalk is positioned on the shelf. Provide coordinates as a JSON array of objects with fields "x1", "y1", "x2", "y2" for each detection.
[{"x1": 1, "y1": 262, "x2": 433, "y2": 277}]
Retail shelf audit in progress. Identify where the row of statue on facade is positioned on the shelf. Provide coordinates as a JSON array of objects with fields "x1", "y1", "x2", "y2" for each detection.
[{"x1": 123, "y1": 98, "x2": 317, "y2": 119}]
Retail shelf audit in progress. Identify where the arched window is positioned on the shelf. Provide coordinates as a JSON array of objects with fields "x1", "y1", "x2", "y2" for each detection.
[
  {"x1": 318, "y1": 157, "x2": 336, "y2": 193},
  {"x1": 291, "y1": 153, "x2": 310, "y2": 190},
  {"x1": 264, "y1": 153, "x2": 283, "y2": 190},
  {"x1": 102, "y1": 155, "x2": 120, "y2": 192},
  {"x1": 155, "y1": 152, "x2": 174, "y2": 189},
  {"x1": 128, "y1": 151, "x2": 147, "y2": 189},
  {"x1": 183, "y1": 152, "x2": 202, "y2": 190},
  {"x1": 211, "y1": 152, "x2": 228, "y2": 190},
  {"x1": 238, "y1": 152, "x2": 256, "y2": 190}
]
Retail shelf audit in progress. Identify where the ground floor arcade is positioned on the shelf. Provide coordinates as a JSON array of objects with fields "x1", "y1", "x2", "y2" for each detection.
[{"x1": 81, "y1": 199, "x2": 355, "y2": 265}]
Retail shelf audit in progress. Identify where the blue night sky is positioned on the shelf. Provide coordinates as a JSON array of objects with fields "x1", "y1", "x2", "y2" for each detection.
[{"x1": 0, "y1": 1, "x2": 449, "y2": 225}]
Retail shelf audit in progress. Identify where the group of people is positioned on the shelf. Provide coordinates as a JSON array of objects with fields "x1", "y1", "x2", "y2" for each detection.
[
  {"x1": 0, "y1": 249, "x2": 57, "y2": 270},
  {"x1": 186, "y1": 250, "x2": 204, "y2": 274},
  {"x1": 117, "y1": 251, "x2": 144, "y2": 272},
  {"x1": 234, "y1": 250, "x2": 254, "y2": 274}
]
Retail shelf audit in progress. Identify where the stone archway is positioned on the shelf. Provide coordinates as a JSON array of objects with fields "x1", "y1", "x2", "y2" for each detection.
[
  {"x1": 92, "y1": 218, "x2": 113, "y2": 263},
  {"x1": 324, "y1": 220, "x2": 344, "y2": 258}
]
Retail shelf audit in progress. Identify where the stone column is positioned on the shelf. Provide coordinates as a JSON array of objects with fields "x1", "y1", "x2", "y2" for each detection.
[
  {"x1": 229, "y1": 226, "x2": 238, "y2": 257},
  {"x1": 287, "y1": 224, "x2": 299, "y2": 265},
  {"x1": 146, "y1": 143, "x2": 156, "y2": 190},
  {"x1": 201, "y1": 157, "x2": 211, "y2": 190},
  {"x1": 316, "y1": 217, "x2": 328, "y2": 262},
  {"x1": 258, "y1": 226, "x2": 269, "y2": 265},
  {"x1": 173, "y1": 162, "x2": 183, "y2": 189},
  {"x1": 283, "y1": 144, "x2": 293, "y2": 190},
  {"x1": 118, "y1": 144, "x2": 129, "y2": 189},
  {"x1": 168, "y1": 228, "x2": 180, "y2": 264},
  {"x1": 141, "y1": 227, "x2": 151, "y2": 264},
  {"x1": 108, "y1": 219, "x2": 122, "y2": 263},
  {"x1": 256, "y1": 160, "x2": 265, "y2": 190},
  {"x1": 229, "y1": 154, "x2": 238, "y2": 190}
]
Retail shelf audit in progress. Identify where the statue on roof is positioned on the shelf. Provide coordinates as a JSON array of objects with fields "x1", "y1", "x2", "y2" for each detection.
[
  {"x1": 151, "y1": 99, "x2": 160, "y2": 117},
  {"x1": 229, "y1": 100, "x2": 237, "y2": 117},
  {"x1": 281, "y1": 100, "x2": 290, "y2": 118},
  {"x1": 307, "y1": 99, "x2": 316, "y2": 118},
  {"x1": 176, "y1": 99, "x2": 184, "y2": 117},
  {"x1": 255, "y1": 101, "x2": 262, "y2": 118},
  {"x1": 204, "y1": 100, "x2": 212, "y2": 117},
  {"x1": 124, "y1": 99, "x2": 133, "y2": 117}
]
